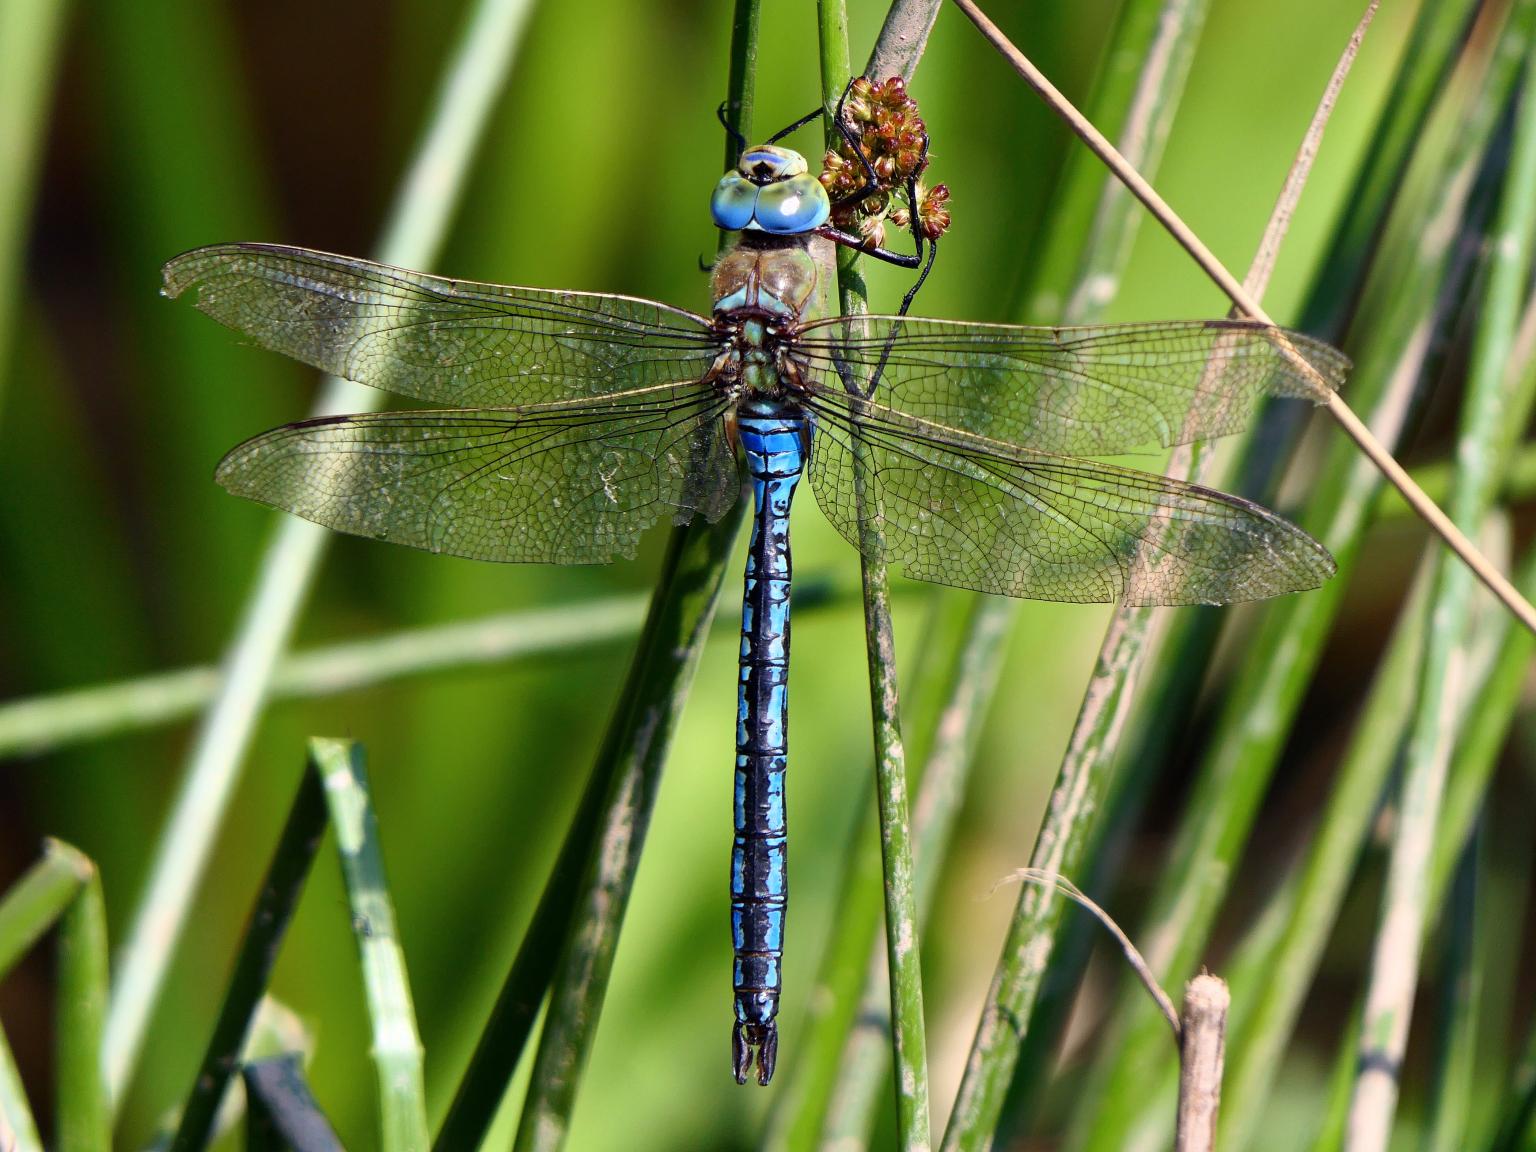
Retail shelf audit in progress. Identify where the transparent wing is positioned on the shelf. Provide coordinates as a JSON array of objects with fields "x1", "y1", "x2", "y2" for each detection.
[
  {"x1": 216, "y1": 384, "x2": 737, "y2": 564},
  {"x1": 163, "y1": 243, "x2": 722, "y2": 406},
  {"x1": 793, "y1": 316, "x2": 1348, "y2": 456},
  {"x1": 803, "y1": 392, "x2": 1334, "y2": 605}
]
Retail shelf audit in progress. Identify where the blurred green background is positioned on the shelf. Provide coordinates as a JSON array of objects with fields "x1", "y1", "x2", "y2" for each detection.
[{"x1": 2, "y1": 1, "x2": 1510, "y2": 1149}]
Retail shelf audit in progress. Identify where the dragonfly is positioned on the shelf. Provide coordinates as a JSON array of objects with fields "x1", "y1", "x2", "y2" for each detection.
[{"x1": 162, "y1": 88, "x2": 1347, "y2": 1088}]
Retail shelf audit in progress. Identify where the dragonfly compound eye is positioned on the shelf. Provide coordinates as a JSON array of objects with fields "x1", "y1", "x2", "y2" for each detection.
[
  {"x1": 711, "y1": 172, "x2": 759, "y2": 231},
  {"x1": 752, "y1": 175, "x2": 830, "y2": 235},
  {"x1": 711, "y1": 168, "x2": 830, "y2": 235}
]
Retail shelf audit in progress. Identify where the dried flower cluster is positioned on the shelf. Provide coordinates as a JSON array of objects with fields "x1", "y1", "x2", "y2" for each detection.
[{"x1": 820, "y1": 76, "x2": 951, "y2": 250}]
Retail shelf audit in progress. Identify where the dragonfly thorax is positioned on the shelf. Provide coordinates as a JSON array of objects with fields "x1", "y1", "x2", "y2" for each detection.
[
  {"x1": 710, "y1": 237, "x2": 829, "y2": 401},
  {"x1": 712, "y1": 236, "x2": 826, "y2": 320}
]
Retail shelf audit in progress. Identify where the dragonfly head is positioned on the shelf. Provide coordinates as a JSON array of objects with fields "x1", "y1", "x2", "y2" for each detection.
[{"x1": 712, "y1": 144, "x2": 831, "y2": 236}]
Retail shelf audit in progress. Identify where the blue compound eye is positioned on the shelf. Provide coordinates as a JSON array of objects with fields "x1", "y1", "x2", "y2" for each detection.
[
  {"x1": 711, "y1": 172, "x2": 760, "y2": 231},
  {"x1": 752, "y1": 175, "x2": 830, "y2": 235}
]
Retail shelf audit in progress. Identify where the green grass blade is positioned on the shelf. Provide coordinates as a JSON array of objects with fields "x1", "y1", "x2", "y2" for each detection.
[
  {"x1": 1349, "y1": 23, "x2": 1536, "y2": 1146},
  {"x1": 816, "y1": 5, "x2": 942, "y2": 1147},
  {"x1": 0, "y1": 0, "x2": 69, "y2": 416},
  {"x1": 1298, "y1": 0, "x2": 1482, "y2": 335},
  {"x1": 0, "y1": 1016, "x2": 42, "y2": 1151},
  {"x1": 449, "y1": 12, "x2": 760, "y2": 1145},
  {"x1": 1486, "y1": 978, "x2": 1536, "y2": 1151},
  {"x1": 168, "y1": 764, "x2": 328, "y2": 1152},
  {"x1": 0, "y1": 596, "x2": 647, "y2": 760},
  {"x1": 1313, "y1": 999, "x2": 1368, "y2": 1152},
  {"x1": 1071, "y1": 10, "x2": 1536, "y2": 1145},
  {"x1": 940, "y1": 3, "x2": 1215, "y2": 1146},
  {"x1": 311, "y1": 737, "x2": 428, "y2": 1152},
  {"x1": 800, "y1": 591, "x2": 1010, "y2": 1150},
  {"x1": 1432, "y1": 539, "x2": 1536, "y2": 905},
  {"x1": 1071, "y1": 24, "x2": 1496, "y2": 1112},
  {"x1": 1469, "y1": 756, "x2": 1536, "y2": 1148},
  {"x1": 1220, "y1": 535, "x2": 1536, "y2": 1151},
  {"x1": 506, "y1": 511, "x2": 747, "y2": 1152},
  {"x1": 1026, "y1": 0, "x2": 1211, "y2": 324},
  {"x1": 0, "y1": 585, "x2": 862, "y2": 761},
  {"x1": 853, "y1": 512, "x2": 928, "y2": 1151},
  {"x1": 103, "y1": 0, "x2": 535, "y2": 1101},
  {"x1": 1217, "y1": 558, "x2": 1430, "y2": 1150},
  {"x1": 55, "y1": 858, "x2": 108, "y2": 1152},
  {"x1": 0, "y1": 839, "x2": 93, "y2": 978},
  {"x1": 1422, "y1": 832, "x2": 1483, "y2": 1152}
]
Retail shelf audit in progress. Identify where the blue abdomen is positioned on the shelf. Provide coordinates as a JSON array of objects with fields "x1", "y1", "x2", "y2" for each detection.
[{"x1": 730, "y1": 402, "x2": 810, "y2": 1086}]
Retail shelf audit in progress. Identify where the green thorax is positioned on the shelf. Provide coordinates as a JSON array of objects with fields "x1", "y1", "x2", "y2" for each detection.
[{"x1": 711, "y1": 232, "x2": 837, "y2": 397}]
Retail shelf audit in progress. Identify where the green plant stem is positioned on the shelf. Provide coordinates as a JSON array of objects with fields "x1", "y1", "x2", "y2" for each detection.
[
  {"x1": 1299, "y1": 0, "x2": 1482, "y2": 335},
  {"x1": 0, "y1": 1023, "x2": 42, "y2": 1152},
  {"x1": 806, "y1": 591, "x2": 1010, "y2": 1149},
  {"x1": 779, "y1": 615, "x2": 962, "y2": 1141},
  {"x1": 815, "y1": 4, "x2": 942, "y2": 1148},
  {"x1": 939, "y1": 2, "x2": 1213, "y2": 1146},
  {"x1": 1073, "y1": 7, "x2": 1535, "y2": 1145},
  {"x1": 494, "y1": 11, "x2": 760, "y2": 1149},
  {"x1": 506, "y1": 510, "x2": 746, "y2": 1152},
  {"x1": 0, "y1": 584, "x2": 865, "y2": 761},
  {"x1": 311, "y1": 738, "x2": 428, "y2": 1152},
  {"x1": 168, "y1": 763, "x2": 329, "y2": 1152},
  {"x1": 56, "y1": 860, "x2": 108, "y2": 1152},
  {"x1": 865, "y1": 0, "x2": 943, "y2": 83},
  {"x1": 0, "y1": 596, "x2": 645, "y2": 761},
  {"x1": 1431, "y1": 540, "x2": 1536, "y2": 907},
  {"x1": 1313, "y1": 999, "x2": 1367, "y2": 1152},
  {"x1": 1487, "y1": 963, "x2": 1536, "y2": 1151},
  {"x1": 103, "y1": 0, "x2": 534, "y2": 1105},
  {"x1": 1349, "y1": 25, "x2": 1536, "y2": 1148},
  {"x1": 724, "y1": 0, "x2": 759, "y2": 153},
  {"x1": 0, "y1": 0, "x2": 69, "y2": 416},
  {"x1": 1423, "y1": 832, "x2": 1483, "y2": 1152},
  {"x1": 1221, "y1": 535, "x2": 1536, "y2": 1152},
  {"x1": 0, "y1": 839, "x2": 93, "y2": 978},
  {"x1": 1218, "y1": 556, "x2": 1430, "y2": 1150}
]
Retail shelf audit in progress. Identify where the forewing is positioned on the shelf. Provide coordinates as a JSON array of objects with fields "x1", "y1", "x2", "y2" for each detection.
[
  {"x1": 804, "y1": 392, "x2": 1334, "y2": 605},
  {"x1": 216, "y1": 384, "x2": 738, "y2": 564},
  {"x1": 793, "y1": 317, "x2": 1348, "y2": 456},
  {"x1": 163, "y1": 243, "x2": 722, "y2": 407}
]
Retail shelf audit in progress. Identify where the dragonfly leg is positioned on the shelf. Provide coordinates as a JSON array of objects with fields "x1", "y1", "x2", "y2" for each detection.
[
  {"x1": 717, "y1": 99, "x2": 747, "y2": 157},
  {"x1": 763, "y1": 75, "x2": 862, "y2": 147}
]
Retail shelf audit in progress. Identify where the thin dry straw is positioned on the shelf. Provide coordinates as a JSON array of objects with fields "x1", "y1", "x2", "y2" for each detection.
[
  {"x1": 950, "y1": 0, "x2": 1536, "y2": 638},
  {"x1": 942, "y1": 8, "x2": 1377, "y2": 1147},
  {"x1": 1005, "y1": 869, "x2": 1179, "y2": 1034}
]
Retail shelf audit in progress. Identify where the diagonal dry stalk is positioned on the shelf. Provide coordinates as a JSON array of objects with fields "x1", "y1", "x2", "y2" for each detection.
[
  {"x1": 943, "y1": 6, "x2": 1382, "y2": 1147},
  {"x1": 950, "y1": 0, "x2": 1536, "y2": 637}
]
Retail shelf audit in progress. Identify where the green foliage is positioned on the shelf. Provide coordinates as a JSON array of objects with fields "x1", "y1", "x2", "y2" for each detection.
[{"x1": 3, "y1": 2, "x2": 1535, "y2": 1151}]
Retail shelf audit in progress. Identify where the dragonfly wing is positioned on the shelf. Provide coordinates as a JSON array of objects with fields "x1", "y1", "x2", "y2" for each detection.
[
  {"x1": 803, "y1": 392, "x2": 1334, "y2": 605},
  {"x1": 163, "y1": 243, "x2": 722, "y2": 407},
  {"x1": 794, "y1": 317, "x2": 1348, "y2": 457},
  {"x1": 216, "y1": 383, "x2": 737, "y2": 564}
]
